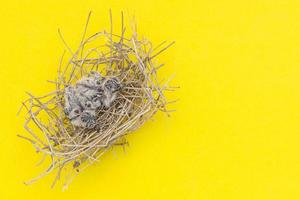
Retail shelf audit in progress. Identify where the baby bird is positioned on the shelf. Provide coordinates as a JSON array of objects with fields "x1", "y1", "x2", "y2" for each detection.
[
  {"x1": 64, "y1": 72, "x2": 122, "y2": 128},
  {"x1": 102, "y1": 77, "x2": 122, "y2": 108},
  {"x1": 75, "y1": 71, "x2": 105, "y2": 110},
  {"x1": 80, "y1": 109, "x2": 96, "y2": 128},
  {"x1": 64, "y1": 86, "x2": 96, "y2": 128},
  {"x1": 64, "y1": 86, "x2": 84, "y2": 126}
]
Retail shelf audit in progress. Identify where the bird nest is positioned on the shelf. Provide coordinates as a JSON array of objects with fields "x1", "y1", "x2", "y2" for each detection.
[{"x1": 18, "y1": 12, "x2": 175, "y2": 188}]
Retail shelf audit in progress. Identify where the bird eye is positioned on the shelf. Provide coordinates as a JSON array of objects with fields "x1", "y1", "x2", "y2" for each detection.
[
  {"x1": 74, "y1": 109, "x2": 80, "y2": 114},
  {"x1": 97, "y1": 88, "x2": 104, "y2": 93},
  {"x1": 85, "y1": 102, "x2": 92, "y2": 108}
]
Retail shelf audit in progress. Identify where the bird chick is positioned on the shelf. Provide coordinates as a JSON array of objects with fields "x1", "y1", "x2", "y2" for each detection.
[
  {"x1": 102, "y1": 77, "x2": 122, "y2": 108},
  {"x1": 64, "y1": 86, "x2": 84, "y2": 125},
  {"x1": 63, "y1": 72, "x2": 122, "y2": 129},
  {"x1": 80, "y1": 109, "x2": 96, "y2": 128},
  {"x1": 75, "y1": 72, "x2": 105, "y2": 110}
]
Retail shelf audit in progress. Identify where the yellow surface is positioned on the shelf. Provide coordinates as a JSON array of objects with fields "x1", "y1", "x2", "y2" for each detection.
[{"x1": 1, "y1": 0, "x2": 300, "y2": 199}]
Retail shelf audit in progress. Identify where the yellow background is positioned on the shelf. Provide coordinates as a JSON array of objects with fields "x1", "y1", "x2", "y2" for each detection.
[{"x1": 1, "y1": 0, "x2": 300, "y2": 199}]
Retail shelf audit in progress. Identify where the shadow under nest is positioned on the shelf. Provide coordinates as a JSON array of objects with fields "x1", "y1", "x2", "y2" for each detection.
[{"x1": 18, "y1": 12, "x2": 176, "y2": 188}]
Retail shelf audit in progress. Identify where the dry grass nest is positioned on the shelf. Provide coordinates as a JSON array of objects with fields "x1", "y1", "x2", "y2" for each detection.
[{"x1": 18, "y1": 12, "x2": 176, "y2": 188}]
